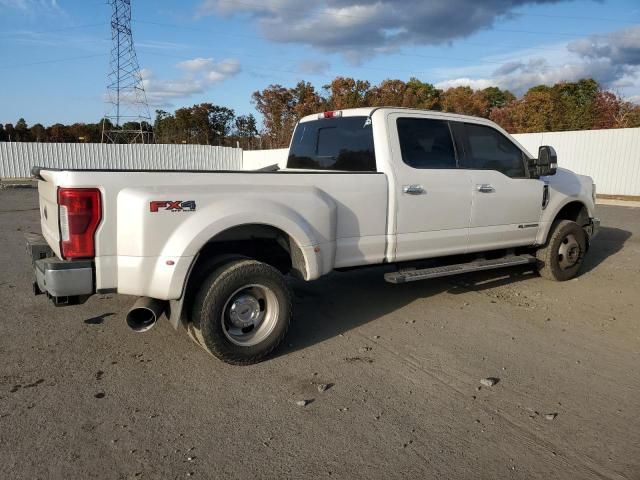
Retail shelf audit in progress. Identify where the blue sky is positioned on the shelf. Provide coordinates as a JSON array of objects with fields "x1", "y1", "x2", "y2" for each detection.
[{"x1": 1, "y1": 0, "x2": 639, "y2": 126}]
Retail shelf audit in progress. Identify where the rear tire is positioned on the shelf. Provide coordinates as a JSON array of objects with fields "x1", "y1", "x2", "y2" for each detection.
[
  {"x1": 190, "y1": 258, "x2": 292, "y2": 365},
  {"x1": 536, "y1": 220, "x2": 587, "y2": 281}
]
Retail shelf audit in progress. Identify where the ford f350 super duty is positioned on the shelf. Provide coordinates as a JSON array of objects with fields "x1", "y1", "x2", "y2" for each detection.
[{"x1": 27, "y1": 108, "x2": 599, "y2": 365}]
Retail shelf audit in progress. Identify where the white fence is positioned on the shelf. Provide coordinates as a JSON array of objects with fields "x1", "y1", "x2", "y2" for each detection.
[
  {"x1": 0, "y1": 142, "x2": 243, "y2": 178},
  {"x1": 512, "y1": 128, "x2": 640, "y2": 197}
]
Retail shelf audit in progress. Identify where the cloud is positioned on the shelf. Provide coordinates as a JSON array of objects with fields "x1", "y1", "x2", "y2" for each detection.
[
  {"x1": 434, "y1": 26, "x2": 640, "y2": 99},
  {"x1": 298, "y1": 59, "x2": 331, "y2": 75},
  {"x1": 568, "y1": 26, "x2": 640, "y2": 66},
  {"x1": 197, "y1": 0, "x2": 565, "y2": 61},
  {"x1": 0, "y1": 0, "x2": 60, "y2": 11},
  {"x1": 142, "y1": 58, "x2": 241, "y2": 107}
]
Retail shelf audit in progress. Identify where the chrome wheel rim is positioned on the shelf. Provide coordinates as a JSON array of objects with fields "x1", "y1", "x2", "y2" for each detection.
[
  {"x1": 558, "y1": 233, "x2": 581, "y2": 270},
  {"x1": 221, "y1": 284, "x2": 279, "y2": 347}
]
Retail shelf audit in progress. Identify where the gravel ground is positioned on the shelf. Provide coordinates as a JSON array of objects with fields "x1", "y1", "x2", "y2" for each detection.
[{"x1": 1, "y1": 188, "x2": 639, "y2": 480}]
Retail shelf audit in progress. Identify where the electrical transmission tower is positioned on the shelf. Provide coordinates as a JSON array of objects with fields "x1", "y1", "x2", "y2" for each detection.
[{"x1": 101, "y1": 0, "x2": 153, "y2": 144}]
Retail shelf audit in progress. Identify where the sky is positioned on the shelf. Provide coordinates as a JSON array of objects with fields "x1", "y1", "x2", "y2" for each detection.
[{"x1": 1, "y1": 0, "x2": 639, "y2": 126}]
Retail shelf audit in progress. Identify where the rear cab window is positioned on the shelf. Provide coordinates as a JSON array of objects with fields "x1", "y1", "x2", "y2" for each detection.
[{"x1": 288, "y1": 116, "x2": 376, "y2": 171}]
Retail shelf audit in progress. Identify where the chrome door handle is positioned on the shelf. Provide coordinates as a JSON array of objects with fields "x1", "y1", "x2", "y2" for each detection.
[
  {"x1": 403, "y1": 184, "x2": 426, "y2": 195},
  {"x1": 476, "y1": 184, "x2": 495, "y2": 193}
]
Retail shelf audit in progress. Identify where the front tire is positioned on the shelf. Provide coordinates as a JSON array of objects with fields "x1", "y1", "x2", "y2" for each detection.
[
  {"x1": 191, "y1": 258, "x2": 292, "y2": 365},
  {"x1": 536, "y1": 220, "x2": 587, "y2": 281}
]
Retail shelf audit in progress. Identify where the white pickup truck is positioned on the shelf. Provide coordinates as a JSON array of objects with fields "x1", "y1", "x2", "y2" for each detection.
[{"x1": 27, "y1": 108, "x2": 599, "y2": 364}]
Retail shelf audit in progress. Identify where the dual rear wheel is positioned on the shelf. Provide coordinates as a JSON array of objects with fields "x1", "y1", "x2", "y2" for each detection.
[{"x1": 189, "y1": 258, "x2": 292, "y2": 365}]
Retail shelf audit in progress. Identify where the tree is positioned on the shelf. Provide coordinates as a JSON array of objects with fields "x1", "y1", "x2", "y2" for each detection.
[
  {"x1": 366, "y1": 79, "x2": 407, "y2": 107},
  {"x1": 14, "y1": 118, "x2": 31, "y2": 141},
  {"x1": 482, "y1": 87, "x2": 515, "y2": 116},
  {"x1": 324, "y1": 77, "x2": 370, "y2": 109},
  {"x1": 403, "y1": 78, "x2": 442, "y2": 110},
  {"x1": 31, "y1": 123, "x2": 47, "y2": 142},
  {"x1": 252, "y1": 84, "x2": 298, "y2": 148},
  {"x1": 4, "y1": 123, "x2": 15, "y2": 142},
  {"x1": 0, "y1": 124, "x2": 5, "y2": 141},
  {"x1": 440, "y1": 86, "x2": 489, "y2": 117},
  {"x1": 553, "y1": 79, "x2": 599, "y2": 131}
]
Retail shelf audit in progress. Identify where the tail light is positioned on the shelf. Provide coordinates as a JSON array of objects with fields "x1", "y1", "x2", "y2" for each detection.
[{"x1": 58, "y1": 188, "x2": 102, "y2": 259}]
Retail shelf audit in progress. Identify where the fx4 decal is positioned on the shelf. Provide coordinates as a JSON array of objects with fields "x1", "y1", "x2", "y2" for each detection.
[{"x1": 150, "y1": 200, "x2": 197, "y2": 213}]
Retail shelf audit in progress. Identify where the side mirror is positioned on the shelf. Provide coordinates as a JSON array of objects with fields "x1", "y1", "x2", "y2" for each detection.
[{"x1": 536, "y1": 145, "x2": 557, "y2": 177}]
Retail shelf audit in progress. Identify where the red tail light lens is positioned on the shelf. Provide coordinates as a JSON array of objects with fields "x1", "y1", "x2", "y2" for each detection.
[{"x1": 58, "y1": 188, "x2": 102, "y2": 259}]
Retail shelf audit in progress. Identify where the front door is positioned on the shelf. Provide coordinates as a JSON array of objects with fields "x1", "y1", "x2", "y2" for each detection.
[
  {"x1": 452, "y1": 122, "x2": 544, "y2": 251},
  {"x1": 389, "y1": 114, "x2": 473, "y2": 262}
]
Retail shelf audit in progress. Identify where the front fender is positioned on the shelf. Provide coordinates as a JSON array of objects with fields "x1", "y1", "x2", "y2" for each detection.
[{"x1": 537, "y1": 168, "x2": 595, "y2": 244}]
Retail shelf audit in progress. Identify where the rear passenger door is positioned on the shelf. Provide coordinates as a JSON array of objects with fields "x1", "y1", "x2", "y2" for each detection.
[
  {"x1": 389, "y1": 114, "x2": 473, "y2": 261},
  {"x1": 452, "y1": 122, "x2": 544, "y2": 251}
]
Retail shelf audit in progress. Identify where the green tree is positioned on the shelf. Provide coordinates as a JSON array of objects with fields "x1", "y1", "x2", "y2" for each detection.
[
  {"x1": 4, "y1": 123, "x2": 15, "y2": 142},
  {"x1": 30, "y1": 123, "x2": 47, "y2": 142},
  {"x1": 403, "y1": 78, "x2": 442, "y2": 110},
  {"x1": 15, "y1": 118, "x2": 31, "y2": 141}
]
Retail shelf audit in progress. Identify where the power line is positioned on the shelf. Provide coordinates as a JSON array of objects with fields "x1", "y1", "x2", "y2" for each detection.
[
  {"x1": 0, "y1": 53, "x2": 106, "y2": 70},
  {"x1": 0, "y1": 23, "x2": 107, "y2": 40}
]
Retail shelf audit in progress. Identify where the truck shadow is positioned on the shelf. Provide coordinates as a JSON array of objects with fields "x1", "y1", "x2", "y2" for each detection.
[
  {"x1": 279, "y1": 226, "x2": 631, "y2": 356},
  {"x1": 581, "y1": 226, "x2": 631, "y2": 274}
]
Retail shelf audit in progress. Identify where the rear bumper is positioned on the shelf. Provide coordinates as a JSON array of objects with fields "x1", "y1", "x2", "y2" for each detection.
[{"x1": 26, "y1": 234, "x2": 94, "y2": 306}]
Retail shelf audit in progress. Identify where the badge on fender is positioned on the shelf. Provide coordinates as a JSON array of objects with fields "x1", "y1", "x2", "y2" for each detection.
[{"x1": 150, "y1": 201, "x2": 196, "y2": 212}]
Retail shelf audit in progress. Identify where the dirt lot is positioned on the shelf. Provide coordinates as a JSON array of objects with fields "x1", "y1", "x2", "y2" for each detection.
[{"x1": 1, "y1": 188, "x2": 639, "y2": 480}]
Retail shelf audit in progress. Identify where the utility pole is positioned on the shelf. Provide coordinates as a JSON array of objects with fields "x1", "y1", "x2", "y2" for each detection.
[{"x1": 101, "y1": 0, "x2": 152, "y2": 144}]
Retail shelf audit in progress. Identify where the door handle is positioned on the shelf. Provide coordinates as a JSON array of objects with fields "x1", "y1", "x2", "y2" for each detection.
[
  {"x1": 403, "y1": 185, "x2": 426, "y2": 195},
  {"x1": 476, "y1": 184, "x2": 495, "y2": 193}
]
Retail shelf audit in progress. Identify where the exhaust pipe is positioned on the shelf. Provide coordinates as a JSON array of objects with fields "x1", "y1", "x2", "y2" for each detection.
[{"x1": 126, "y1": 297, "x2": 167, "y2": 333}]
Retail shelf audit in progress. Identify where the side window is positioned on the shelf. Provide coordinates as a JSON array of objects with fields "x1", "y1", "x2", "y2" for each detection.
[
  {"x1": 397, "y1": 118, "x2": 457, "y2": 169},
  {"x1": 459, "y1": 123, "x2": 527, "y2": 178}
]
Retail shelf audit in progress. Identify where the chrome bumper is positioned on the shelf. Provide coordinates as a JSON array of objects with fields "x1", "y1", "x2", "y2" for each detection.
[
  {"x1": 585, "y1": 218, "x2": 600, "y2": 239},
  {"x1": 26, "y1": 234, "x2": 94, "y2": 306}
]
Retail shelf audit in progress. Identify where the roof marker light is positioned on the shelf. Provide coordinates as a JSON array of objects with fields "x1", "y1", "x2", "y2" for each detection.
[{"x1": 318, "y1": 111, "x2": 343, "y2": 119}]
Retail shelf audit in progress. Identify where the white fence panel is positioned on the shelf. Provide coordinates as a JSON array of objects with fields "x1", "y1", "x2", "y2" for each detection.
[
  {"x1": 0, "y1": 142, "x2": 243, "y2": 178},
  {"x1": 513, "y1": 128, "x2": 640, "y2": 196}
]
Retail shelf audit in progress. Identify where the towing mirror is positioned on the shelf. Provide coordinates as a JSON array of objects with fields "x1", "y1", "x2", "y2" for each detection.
[{"x1": 536, "y1": 145, "x2": 558, "y2": 177}]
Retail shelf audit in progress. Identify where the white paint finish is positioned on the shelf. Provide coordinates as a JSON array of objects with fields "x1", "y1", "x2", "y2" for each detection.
[
  {"x1": 0, "y1": 142, "x2": 242, "y2": 178},
  {"x1": 39, "y1": 169, "x2": 387, "y2": 297},
  {"x1": 384, "y1": 111, "x2": 473, "y2": 261},
  {"x1": 468, "y1": 171, "x2": 544, "y2": 249},
  {"x1": 36, "y1": 179, "x2": 62, "y2": 258},
  {"x1": 536, "y1": 169, "x2": 596, "y2": 245},
  {"x1": 243, "y1": 149, "x2": 288, "y2": 170},
  {"x1": 513, "y1": 128, "x2": 640, "y2": 196},
  {"x1": 32, "y1": 108, "x2": 600, "y2": 301}
]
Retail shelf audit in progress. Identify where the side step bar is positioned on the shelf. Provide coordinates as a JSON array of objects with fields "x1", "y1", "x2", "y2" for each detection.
[{"x1": 384, "y1": 254, "x2": 537, "y2": 284}]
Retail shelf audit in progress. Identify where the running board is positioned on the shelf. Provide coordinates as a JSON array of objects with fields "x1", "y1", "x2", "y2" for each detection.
[{"x1": 384, "y1": 254, "x2": 537, "y2": 284}]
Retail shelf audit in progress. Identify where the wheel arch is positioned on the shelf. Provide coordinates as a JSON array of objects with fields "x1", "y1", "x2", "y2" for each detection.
[{"x1": 166, "y1": 222, "x2": 319, "y2": 330}]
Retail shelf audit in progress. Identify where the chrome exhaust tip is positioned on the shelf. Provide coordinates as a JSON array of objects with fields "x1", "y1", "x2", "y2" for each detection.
[{"x1": 126, "y1": 297, "x2": 167, "y2": 333}]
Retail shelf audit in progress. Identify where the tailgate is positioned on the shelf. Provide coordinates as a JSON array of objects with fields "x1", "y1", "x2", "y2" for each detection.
[{"x1": 37, "y1": 179, "x2": 62, "y2": 258}]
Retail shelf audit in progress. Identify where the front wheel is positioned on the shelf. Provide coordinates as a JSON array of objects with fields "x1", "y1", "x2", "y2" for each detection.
[
  {"x1": 536, "y1": 220, "x2": 587, "y2": 281},
  {"x1": 191, "y1": 259, "x2": 292, "y2": 365}
]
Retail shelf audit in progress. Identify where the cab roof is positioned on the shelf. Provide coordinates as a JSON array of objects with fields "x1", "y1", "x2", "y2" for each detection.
[{"x1": 298, "y1": 107, "x2": 497, "y2": 126}]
